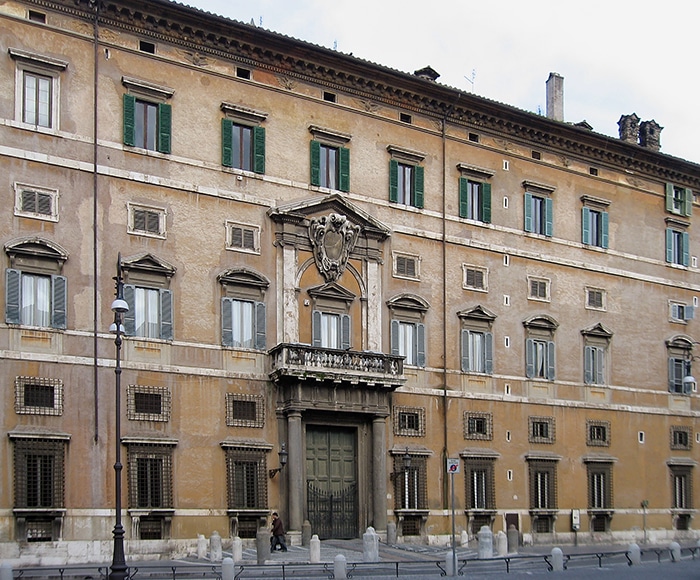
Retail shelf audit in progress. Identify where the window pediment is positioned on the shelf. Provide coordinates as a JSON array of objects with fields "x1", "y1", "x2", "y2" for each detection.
[
  {"x1": 666, "y1": 335, "x2": 695, "y2": 350},
  {"x1": 308, "y1": 125, "x2": 351, "y2": 145},
  {"x1": 307, "y1": 282, "x2": 356, "y2": 304},
  {"x1": 386, "y1": 145, "x2": 425, "y2": 164},
  {"x1": 523, "y1": 314, "x2": 558, "y2": 330},
  {"x1": 5, "y1": 237, "x2": 68, "y2": 274},
  {"x1": 121, "y1": 76, "x2": 174, "y2": 101},
  {"x1": 9, "y1": 47, "x2": 68, "y2": 70},
  {"x1": 522, "y1": 180, "x2": 555, "y2": 194},
  {"x1": 121, "y1": 253, "x2": 176, "y2": 278},
  {"x1": 456, "y1": 163, "x2": 494, "y2": 180},
  {"x1": 581, "y1": 323, "x2": 613, "y2": 339},
  {"x1": 218, "y1": 268, "x2": 269, "y2": 289},
  {"x1": 387, "y1": 293, "x2": 429, "y2": 313},
  {"x1": 458, "y1": 305, "x2": 496, "y2": 322},
  {"x1": 221, "y1": 102, "x2": 268, "y2": 124}
]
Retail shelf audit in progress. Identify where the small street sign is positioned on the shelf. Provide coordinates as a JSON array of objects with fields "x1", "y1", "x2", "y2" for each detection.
[{"x1": 446, "y1": 458, "x2": 460, "y2": 474}]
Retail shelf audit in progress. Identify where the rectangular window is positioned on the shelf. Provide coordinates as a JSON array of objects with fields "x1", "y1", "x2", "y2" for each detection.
[
  {"x1": 587, "y1": 463, "x2": 613, "y2": 510},
  {"x1": 393, "y1": 455, "x2": 427, "y2": 510},
  {"x1": 666, "y1": 228, "x2": 690, "y2": 266},
  {"x1": 528, "y1": 278, "x2": 549, "y2": 301},
  {"x1": 582, "y1": 207, "x2": 609, "y2": 248},
  {"x1": 668, "y1": 357, "x2": 690, "y2": 394},
  {"x1": 586, "y1": 420, "x2": 610, "y2": 447},
  {"x1": 463, "y1": 265, "x2": 487, "y2": 291},
  {"x1": 5, "y1": 270, "x2": 67, "y2": 330},
  {"x1": 15, "y1": 183, "x2": 58, "y2": 221},
  {"x1": 312, "y1": 310, "x2": 351, "y2": 350},
  {"x1": 221, "y1": 120, "x2": 265, "y2": 173},
  {"x1": 666, "y1": 183, "x2": 693, "y2": 217},
  {"x1": 464, "y1": 458, "x2": 495, "y2": 511},
  {"x1": 123, "y1": 285, "x2": 172, "y2": 340},
  {"x1": 23, "y1": 70, "x2": 52, "y2": 127},
  {"x1": 123, "y1": 94, "x2": 171, "y2": 153},
  {"x1": 671, "y1": 427, "x2": 692, "y2": 450},
  {"x1": 524, "y1": 193, "x2": 553, "y2": 236},
  {"x1": 128, "y1": 445, "x2": 173, "y2": 509},
  {"x1": 225, "y1": 447, "x2": 268, "y2": 510},
  {"x1": 461, "y1": 330, "x2": 493, "y2": 374},
  {"x1": 670, "y1": 302, "x2": 695, "y2": 322},
  {"x1": 13, "y1": 438, "x2": 66, "y2": 510},
  {"x1": 15, "y1": 376, "x2": 63, "y2": 416},
  {"x1": 526, "y1": 339, "x2": 555, "y2": 380},
  {"x1": 584, "y1": 345, "x2": 606, "y2": 385},
  {"x1": 225, "y1": 222, "x2": 260, "y2": 254},
  {"x1": 528, "y1": 460, "x2": 557, "y2": 510},
  {"x1": 464, "y1": 412, "x2": 493, "y2": 441},
  {"x1": 310, "y1": 141, "x2": 350, "y2": 191},
  {"x1": 529, "y1": 417, "x2": 555, "y2": 444},
  {"x1": 389, "y1": 160, "x2": 424, "y2": 209},
  {"x1": 586, "y1": 288, "x2": 605, "y2": 310},
  {"x1": 128, "y1": 204, "x2": 166, "y2": 238},
  {"x1": 127, "y1": 385, "x2": 171, "y2": 422},
  {"x1": 670, "y1": 466, "x2": 692, "y2": 509},
  {"x1": 394, "y1": 406, "x2": 425, "y2": 437},
  {"x1": 391, "y1": 320, "x2": 425, "y2": 367},
  {"x1": 222, "y1": 298, "x2": 265, "y2": 350},
  {"x1": 225, "y1": 393, "x2": 265, "y2": 428},
  {"x1": 394, "y1": 254, "x2": 419, "y2": 279},
  {"x1": 459, "y1": 178, "x2": 492, "y2": 223}
]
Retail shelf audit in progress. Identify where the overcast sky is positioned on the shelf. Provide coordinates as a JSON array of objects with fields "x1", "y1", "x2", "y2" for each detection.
[{"x1": 184, "y1": 0, "x2": 699, "y2": 164}]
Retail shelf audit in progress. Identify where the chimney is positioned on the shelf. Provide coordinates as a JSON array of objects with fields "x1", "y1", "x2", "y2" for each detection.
[
  {"x1": 617, "y1": 114, "x2": 640, "y2": 143},
  {"x1": 639, "y1": 120, "x2": 663, "y2": 151},
  {"x1": 546, "y1": 72, "x2": 564, "y2": 122}
]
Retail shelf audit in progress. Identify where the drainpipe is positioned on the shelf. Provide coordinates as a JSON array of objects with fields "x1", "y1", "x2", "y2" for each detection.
[
  {"x1": 91, "y1": 0, "x2": 100, "y2": 443},
  {"x1": 441, "y1": 111, "x2": 449, "y2": 509}
]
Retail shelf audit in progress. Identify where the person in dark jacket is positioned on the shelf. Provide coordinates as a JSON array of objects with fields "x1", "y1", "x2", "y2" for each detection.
[{"x1": 270, "y1": 512, "x2": 287, "y2": 552}]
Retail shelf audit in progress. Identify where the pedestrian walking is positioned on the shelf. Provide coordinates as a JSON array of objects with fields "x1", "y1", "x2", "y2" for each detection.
[{"x1": 270, "y1": 512, "x2": 287, "y2": 552}]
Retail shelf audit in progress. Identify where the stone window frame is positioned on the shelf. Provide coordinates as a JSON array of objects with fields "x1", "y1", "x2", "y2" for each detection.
[
  {"x1": 124, "y1": 439, "x2": 176, "y2": 511},
  {"x1": 121, "y1": 76, "x2": 174, "y2": 154},
  {"x1": 667, "y1": 336, "x2": 694, "y2": 394},
  {"x1": 585, "y1": 287, "x2": 606, "y2": 311},
  {"x1": 669, "y1": 300, "x2": 694, "y2": 324},
  {"x1": 524, "y1": 315, "x2": 558, "y2": 381},
  {"x1": 127, "y1": 202, "x2": 167, "y2": 239},
  {"x1": 14, "y1": 182, "x2": 59, "y2": 222},
  {"x1": 463, "y1": 264, "x2": 488, "y2": 292},
  {"x1": 457, "y1": 163, "x2": 494, "y2": 224},
  {"x1": 458, "y1": 305, "x2": 496, "y2": 375},
  {"x1": 222, "y1": 444, "x2": 270, "y2": 510},
  {"x1": 586, "y1": 419, "x2": 611, "y2": 447},
  {"x1": 529, "y1": 416, "x2": 555, "y2": 444},
  {"x1": 127, "y1": 384, "x2": 171, "y2": 422},
  {"x1": 393, "y1": 406, "x2": 426, "y2": 437},
  {"x1": 225, "y1": 221, "x2": 261, "y2": 255},
  {"x1": 393, "y1": 251, "x2": 420, "y2": 281},
  {"x1": 464, "y1": 411, "x2": 493, "y2": 441},
  {"x1": 387, "y1": 145, "x2": 426, "y2": 210},
  {"x1": 220, "y1": 102, "x2": 267, "y2": 174},
  {"x1": 580, "y1": 195, "x2": 611, "y2": 249},
  {"x1": 226, "y1": 393, "x2": 265, "y2": 428},
  {"x1": 668, "y1": 462, "x2": 693, "y2": 511},
  {"x1": 527, "y1": 276, "x2": 551, "y2": 302},
  {"x1": 582, "y1": 323, "x2": 612, "y2": 386},
  {"x1": 462, "y1": 454, "x2": 497, "y2": 511},
  {"x1": 523, "y1": 180, "x2": 555, "y2": 237},
  {"x1": 15, "y1": 376, "x2": 63, "y2": 416},
  {"x1": 309, "y1": 125, "x2": 351, "y2": 192},
  {"x1": 671, "y1": 426, "x2": 692, "y2": 451},
  {"x1": 391, "y1": 450, "x2": 429, "y2": 510}
]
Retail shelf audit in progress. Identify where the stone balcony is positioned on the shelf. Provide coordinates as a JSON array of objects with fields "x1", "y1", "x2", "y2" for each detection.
[{"x1": 269, "y1": 343, "x2": 405, "y2": 390}]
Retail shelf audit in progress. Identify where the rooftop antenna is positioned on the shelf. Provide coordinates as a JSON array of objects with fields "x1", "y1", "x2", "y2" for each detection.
[
  {"x1": 464, "y1": 69, "x2": 476, "y2": 92},
  {"x1": 259, "y1": 16, "x2": 263, "y2": 27},
  {"x1": 333, "y1": 40, "x2": 338, "y2": 50}
]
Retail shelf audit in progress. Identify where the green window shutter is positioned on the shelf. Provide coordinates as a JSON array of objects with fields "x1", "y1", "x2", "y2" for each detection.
[
  {"x1": 546, "y1": 341, "x2": 556, "y2": 380},
  {"x1": 123, "y1": 94, "x2": 136, "y2": 147},
  {"x1": 253, "y1": 126, "x2": 266, "y2": 174},
  {"x1": 460, "y1": 329, "x2": 469, "y2": 371},
  {"x1": 341, "y1": 314, "x2": 351, "y2": 350},
  {"x1": 682, "y1": 232, "x2": 690, "y2": 266},
  {"x1": 525, "y1": 338, "x2": 535, "y2": 378},
  {"x1": 665, "y1": 228, "x2": 674, "y2": 263},
  {"x1": 312, "y1": 310, "x2": 322, "y2": 347},
  {"x1": 123, "y1": 284, "x2": 136, "y2": 336},
  {"x1": 416, "y1": 322, "x2": 426, "y2": 367},
  {"x1": 459, "y1": 178, "x2": 469, "y2": 218},
  {"x1": 482, "y1": 182, "x2": 492, "y2": 223},
  {"x1": 5, "y1": 268, "x2": 21, "y2": 324},
  {"x1": 544, "y1": 197, "x2": 553, "y2": 237},
  {"x1": 582, "y1": 207, "x2": 591, "y2": 244},
  {"x1": 665, "y1": 182, "x2": 674, "y2": 212},
  {"x1": 484, "y1": 332, "x2": 493, "y2": 375},
  {"x1": 684, "y1": 188, "x2": 693, "y2": 217},
  {"x1": 584, "y1": 345, "x2": 593, "y2": 384},
  {"x1": 222, "y1": 297, "x2": 233, "y2": 346},
  {"x1": 601, "y1": 211, "x2": 609, "y2": 248},
  {"x1": 159, "y1": 288, "x2": 173, "y2": 340},
  {"x1": 524, "y1": 193, "x2": 533, "y2": 232},
  {"x1": 310, "y1": 140, "x2": 321, "y2": 186},
  {"x1": 338, "y1": 146, "x2": 350, "y2": 192},
  {"x1": 51, "y1": 275, "x2": 67, "y2": 329},
  {"x1": 389, "y1": 159, "x2": 399, "y2": 203},
  {"x1": 413, "y1": 165, "x2": 424, "y2": 208},
  {"x1": 390, "y1": 319, "x2": 400, "y2": 355},
  {"x1": 221, "y1": 118, "x2": 233, "y2": 167},
  {"x1": 157, "y1": 103, "x2": 172, "y2": 154},
  {"x1": 255, "y1": 301, "x2": 266, "y2": 350}
]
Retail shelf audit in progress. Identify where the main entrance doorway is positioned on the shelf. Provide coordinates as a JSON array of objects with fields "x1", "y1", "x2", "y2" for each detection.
[{"x1": 305, "y1": 426, "x2": 358, "y2": 539}]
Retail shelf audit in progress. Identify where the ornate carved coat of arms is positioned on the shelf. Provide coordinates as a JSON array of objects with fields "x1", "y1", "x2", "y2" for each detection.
[{"x1": 309, "y1": 213, "x2": 360, "y2": 282}]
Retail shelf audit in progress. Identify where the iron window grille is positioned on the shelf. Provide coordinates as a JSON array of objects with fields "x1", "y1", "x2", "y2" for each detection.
[
  {"x1": 671, "y1": 426, "x2": 692, "y2": 450},
  {"x1": 15, "y1": 376, "x2": 63, "y2": 416},
  {"x1": 225, "y1": 447, "x2": 268, "y2": 510},
  {"x1": 586, "y1": 420, "x2": 611, "y2": 447},
  {"x1": 529, "y1": 416, "x2": 555, "y2": 444},
  {"x1": 464, "y1": 412, "x2": 493, "y2": 441},
  {"x1": 464, "y1": 458, "x2": 496, "y2": 510},
  {"x1": 586, "y1": 462, "x2": 613, "y2": 510},
  {"x1": 127, "y1": 385, "x2": 171, "y2": 422},
  {"x1": 528, "y1": 459, "x2": 557, "y2": 510},
  {"x1": 127, "y1": 444, "x2": 173, "y2": 509},
  {"x1": 225, "y1": 393, "x2": 265, "y2": 428},
  {"x1": 670, "y1": 465, "x2": 693, "y2": 510},
  {"x1": 393, "y1": 455, "x2": 427, "y2": 510},
  {"x1": 13, "y1": 438, "x2": 65, "y2": 509},
  {"x1": 393, "y1": 406, "x2": 425, "y2": 437}
]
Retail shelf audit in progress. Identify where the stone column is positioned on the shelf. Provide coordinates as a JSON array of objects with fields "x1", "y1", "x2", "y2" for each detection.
[
  {"x1": 366, "y1": 261, "x2": 382, "y2": 351},
  {"x1": 282, "y1": 244, "x2": 298, "y2": 343},
  {"x1": 288, "y1": 410, "x2": 303, "y2": 532},
  {"x1": 372, "y1": 416, "x2": 387, "y2": 533}
]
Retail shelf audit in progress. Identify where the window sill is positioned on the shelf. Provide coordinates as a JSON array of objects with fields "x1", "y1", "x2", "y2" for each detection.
[
  {"x1": 464, "y1": 509, "x2": 497, "y2": 516},
  {"x1": 13, "y1": 508, "x2": 66, "y2": 516},
  {"x1": 393, "y1": 509, "x2": 429, "y2": 516},
  {"x1": 128, "y1": 509, "x2": 174, "y2": 517}
]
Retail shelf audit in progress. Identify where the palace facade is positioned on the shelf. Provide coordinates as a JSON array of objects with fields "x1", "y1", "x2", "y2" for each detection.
[{"x1": 1, "y1": 0, "x2": 699, "y2": 564}]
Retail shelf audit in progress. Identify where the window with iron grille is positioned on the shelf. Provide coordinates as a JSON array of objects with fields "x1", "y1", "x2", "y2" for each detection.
[
  {"x1": 15, "y1": 376, "x2": 63, "y2": 416},
  {"x1": 401, "y1": 515, "x2": 421, "y2": 536},
  {"x1": 671, "y1": 426, "x2": 692, "y2": 450},
  {"x1": 13, "y1": 438, "x2": 66, "y2": 509},
  {"x1": 586, "y1": 462, "x2": 613, "y2": 510},
  {"x1": 393, "y1": 406, "x2": 425, "y2": 437},
  {"x1": 463, "y1": 265, "x2": 487, "y2": 291},
  {"x1": 586, "y1": 420, "x2": 610, "y2": 447},
  {"x1": 464, "y1": 412, "x2": 493, "y2": 441},
  {"x1": 139, "y1": 517, "x2": 164, "y2": 539},
  {"x1": 127, "y1": 444, "x2": 173, "y2": 509},
  {"x1": 464, "y1": 458, "x2": 496, "y2": 510},
  {"x1": 393, "y1": 455, "x2": 427, "y2": 510},
  {"x1": 670, "y1": 465, "x2": 693, "y2": 510},
  {"x1": 226, "y1": 222, "x2": 259, "y2": 253},
  {"x1": 226, "y1": 393, "x2": 265, "y2": 428},
  {"x1": 528, "y1": 459, "x2": 557, "y2": 510},
  {"x1": 127, "y1": 385, "x2": 171, "y2": 422},
  {"x1": 529, "y1": 416, "x2": 555, "y2": 444},
  {"x1": 224, "y1": 447, "x2": 268, "y2": 509}
]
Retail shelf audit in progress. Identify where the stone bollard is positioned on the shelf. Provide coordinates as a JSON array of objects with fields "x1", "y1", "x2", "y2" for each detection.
[
  {"x1": 221, "y1": 557, "x2": 235, "y2": 580},
  {"x1": 387, "y1": 521, "x2": 397, "y2": 545},
  {"x1": 310, "y1": 534, "x2": 321, "y2": 563},
  {"x1": 628, "y1": 543, "x2": 641, "y2": 566},
  {"x1": 256, "y1": 523, "x2": 271, "y2": 564},
  {"x1": 669, "y1": 541, "x2": 681, "y2": 562},
  {"x1": 334, "y1": 553, "x2": 348, "y2": 579},
  {"x1": 197, "y1": 533, "x2": 207, "y2": 559},
  {"x1": 507, "y1": 524, "x2": 519, "y2": 554},
  {"x1": 445, "y1": 551, "x2": 459, "y2": 577},
  {"x1": 363, "y1": 526, "x2": 379, "y2": 562},
  {"x1": 496, "y1": 530, "x2": 507, "y2": 557},
  {"x1": 210, "y1": 531, "x2": 223, "y2": 562},
  {"x1": 232, "y1": 537, "x2": 243, "y2": 563},
  {"x1": 460, "y1": 529, "x2": 468, "y2": 547},
  {"x1": 551, "y1": 547, "x2": 564, "y2": 572},
  {"x1": 302, "y1": 520, "x2": 312, "y2": 546},
  {"x1": 477, "y1": 525, "x2": 493, "y2": 559},
  {"x1": 0, "y1": 562, "x2": 13, "y2": 580}
]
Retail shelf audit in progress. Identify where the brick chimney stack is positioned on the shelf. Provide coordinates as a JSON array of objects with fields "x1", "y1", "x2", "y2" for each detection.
[{"x1": 546, "y1": 72, "x2": 564, "y2": 122}]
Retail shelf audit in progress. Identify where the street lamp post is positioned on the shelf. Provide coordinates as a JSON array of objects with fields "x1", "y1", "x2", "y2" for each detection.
[{"x1": 109, "y1": 255, "x2": 129, "y2": 580}]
